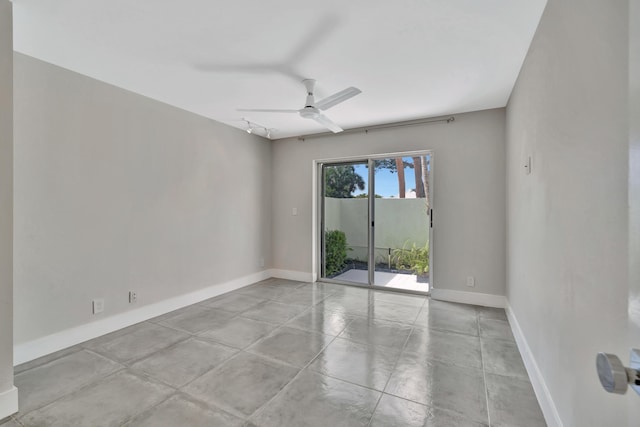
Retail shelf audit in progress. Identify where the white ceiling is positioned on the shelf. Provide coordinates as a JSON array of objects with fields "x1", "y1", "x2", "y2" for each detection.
[{"x1": 12, "y1": 0, "x2": 547, "y2": 139}]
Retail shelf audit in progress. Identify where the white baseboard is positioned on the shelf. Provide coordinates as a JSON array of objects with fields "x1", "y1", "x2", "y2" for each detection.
[
  {"x1": 505, "y1": 301, "x2": 563, "y2": 427},
  {"x1": 0, "y1": 386, "x2": 18, "y2": 420},
  {"x1": 14, "y1": 270, "x2": 271, "y2": 366},
  {"x1": 270, "y1": 269, "x2": 315, "y2": 283},
  {"x1": 430, "y1": 288, "x2": 506, "y2": 308}
]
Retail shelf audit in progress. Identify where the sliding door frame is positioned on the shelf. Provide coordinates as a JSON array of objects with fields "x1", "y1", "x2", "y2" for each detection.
[{"x1": 315, "y1": 150, "x2": 434, "y2": 296}]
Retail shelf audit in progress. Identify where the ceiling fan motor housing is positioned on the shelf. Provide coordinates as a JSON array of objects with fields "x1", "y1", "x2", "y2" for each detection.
[
  {"x1": 300, "y1": 106, "x2": 320, "y2": 119},
  {"x1": 303, "y1": 79, "x2": 317, "y2": 108}
]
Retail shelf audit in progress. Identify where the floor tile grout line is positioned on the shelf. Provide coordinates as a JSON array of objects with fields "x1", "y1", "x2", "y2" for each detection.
[
  {"x1": 128, "y1": 342, "x2": 240, "y2": 390},
  {"x1": 15, "y1": 366, "x2": 132, "y2": 420},
  {"x1": 9, "y1": 415, "x2": 24, "y2": 427},
  {"x1": 124, "y1": 336, "x2": 196, "y2": 367},
  {"x1": 478, "y1": 312, "x2": 493, "y2": 427},
  {"x1": 483, "y1": 369, "x2": 538, "y2": 384},
  {"x1": 13, "y1": 350, "x2": 128, "y2": 418},
  {"x1": 162, "y1": 350, "x2": 276, "y2": 420},
  {"x1": 15, "y1": 345, "x2": 113, "y2": 377},
  {"x1": 245, "y1": 330, "x2": 343, "y2": 424},
  {"x1": 173, "y1": 308, "x2": 324, "y2": 399},
  {"x1": 380, "y1": 319, "x2": 415, "y2": 393},
  {"x1": 395, "y1": 296, "x2": 492, "y2": 426},
  {"x1": 379, "y1": 387, "x2": 489, "y2": 426},
  {"x1": 117, "y1": 390, "x2": 178, "y2": 427},
  {"x1": 16, "y1": 281, "x2": 517, "y2": 426},
  {"x1": 239, "y1": 286, "x2": 424, "y2": 422},
  {"x1": 13, "y1": 346, "x2": 85, "y2": 376},
  {"x1": 362, "y1": 299, "x2": 422, "y2": 426},
  {"x1": 238, "y1": 316, "x2": 330, "y2": 357}
]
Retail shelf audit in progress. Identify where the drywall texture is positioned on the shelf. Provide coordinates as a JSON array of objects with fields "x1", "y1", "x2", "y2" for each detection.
[
  {"x1": 0, "y1": 0, "x2": 14, "y2": 407},
  {"x1": 506, "y1": 0, "x2": 629, "y2": 425},
  {"x1": 272, "y1": 109, "x2": 506, "y2": 297},
  {"x1": 13, "y1": 54, "x2": 272, "y2": 345}
]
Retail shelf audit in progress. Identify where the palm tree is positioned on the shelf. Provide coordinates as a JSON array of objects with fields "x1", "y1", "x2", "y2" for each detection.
[{"x1": 395, "y1": 158, "x2": 406, "y2": 198}]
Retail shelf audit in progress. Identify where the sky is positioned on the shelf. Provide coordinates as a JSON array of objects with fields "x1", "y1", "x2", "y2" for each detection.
[{"x1": 352, "y1": 157, "x2": 424, "y2": 198}]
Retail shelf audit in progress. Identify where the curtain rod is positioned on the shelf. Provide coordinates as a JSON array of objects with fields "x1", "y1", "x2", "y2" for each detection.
[{"x1": 296, "y1": 116, "x2": 455, "y2": 141}]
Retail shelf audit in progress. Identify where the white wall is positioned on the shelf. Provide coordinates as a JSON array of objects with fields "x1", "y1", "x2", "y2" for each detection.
[
  {"x1": 506, "y1": 0, "x2": 629, "y2": 425},
  {"x1": 13, "y1": 54, "x2": 272, "y2": 350},
  {"x1": 0, "y1": 0, "x2": 17, "y2": 419},
  {"x1": 272, "y1": 109, "x2": 506, "y2": 299}
]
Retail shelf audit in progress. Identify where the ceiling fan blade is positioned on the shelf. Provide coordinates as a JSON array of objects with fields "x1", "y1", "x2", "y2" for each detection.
[
  {"x1": 313, "y1": 114, "x2": 343, "y2": 133},
  {"x1": 195, "y1": 62, "x2": 272, "y2": 74},
  {"x1": 316, "y1": 87, "x2": 362, "y2": 110},
  {"x1": 237, "y1": 108, "x2": 299, "y2": 113},
  {"x1": 287, "y1": 16, "x2": 340, "y2": 65}
]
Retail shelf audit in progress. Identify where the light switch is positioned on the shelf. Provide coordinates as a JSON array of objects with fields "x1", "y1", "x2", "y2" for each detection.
[
  {"x1": 292, "y1": 208, "x2": 298, "y2": 216},
  {"x1": 524, "y1": 156, "x2": 532, "y2": 175}
]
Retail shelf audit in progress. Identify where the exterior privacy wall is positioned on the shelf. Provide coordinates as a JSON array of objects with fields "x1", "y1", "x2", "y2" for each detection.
[{"x1": 324, "y1": 197, "x2": 429, "y2": 261}]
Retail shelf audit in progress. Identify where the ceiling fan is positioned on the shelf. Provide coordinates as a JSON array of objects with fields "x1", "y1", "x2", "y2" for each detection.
[{"x1": 238, "y1": 79, "x2": 361, "y2": 133}]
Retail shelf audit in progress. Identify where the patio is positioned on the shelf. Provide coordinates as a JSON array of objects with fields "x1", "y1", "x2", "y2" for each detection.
[{"x1": 332, "y1": 269, "x2": 429, "y2": 293}]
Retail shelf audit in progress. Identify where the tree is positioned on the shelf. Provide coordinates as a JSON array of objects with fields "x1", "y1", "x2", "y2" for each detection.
[
  {"x1": 412, "y1": 156, "x2": 425, "y2": 198},
  {"x1": 395, "y1": 158, "x2": 406, "y2": 198},
  {"x1": 373, "y1": 156, "x2": 430, "y2": 204},
  {"x1": 325, "y1": 165, "x2": 365, "y2": 198},
  {"x1": 421, "y1": 155, "x2": 430, "y2": 210}
]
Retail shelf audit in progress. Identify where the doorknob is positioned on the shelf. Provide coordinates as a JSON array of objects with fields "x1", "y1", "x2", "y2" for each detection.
[{"x1": 596, "y1": 350, "x2": 640, "y2": 395}]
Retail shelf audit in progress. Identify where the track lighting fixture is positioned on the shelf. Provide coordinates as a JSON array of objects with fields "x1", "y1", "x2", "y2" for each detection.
[{"x1": 242, "y1": 118, "x2": 274, "y2": 139}]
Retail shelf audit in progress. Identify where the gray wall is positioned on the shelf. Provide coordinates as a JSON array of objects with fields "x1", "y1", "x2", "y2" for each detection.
[
  {"x1": 13, "y1": 54, "x2": 272, "y2": 345},
  {"x1": 272, "y1": 109, "x2": 506, "y2": 297},
  {"x1": 506, "y1": 0, "x2": 629, "y2": 425},
  {"x1": 0, "y1": 0, "x2": 14, "y2": 414}
]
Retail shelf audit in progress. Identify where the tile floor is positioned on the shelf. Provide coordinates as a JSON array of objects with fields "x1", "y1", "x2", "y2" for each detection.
[{"x1": 2, "y1": 278, "x2": 546, "y2": 426}]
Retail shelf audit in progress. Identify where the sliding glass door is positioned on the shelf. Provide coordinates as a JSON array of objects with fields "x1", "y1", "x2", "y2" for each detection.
[
  {"x1": 321, "y1": 161, "x2": 369, "y2": 284},
  {"x1": 372, "y1": 155, "x2": 431, "y2": 292},
  {"x1": 320, "y1": 152, "x2": 432, "y2": 294}
]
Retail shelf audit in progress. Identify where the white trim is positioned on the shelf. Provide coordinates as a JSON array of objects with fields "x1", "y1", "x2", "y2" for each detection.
[
  {"x1": 14, "y1": 270, "x2": 271, "y2": 365},
  {"x1": 0, "y1": 386, "x2": 18, "y2": 420},
  {"x1": 270, "y1": 269, "x2": 315, "y2": 283},
  {"x1": 430, "y1": 288, "x2": 505, "y2": 308},
  {"x1": 311, "y1": 159, "x2": 319, "y2": 284},
  {"x1": 506, "y1": 301, "x2": 563, "y2": 427}
]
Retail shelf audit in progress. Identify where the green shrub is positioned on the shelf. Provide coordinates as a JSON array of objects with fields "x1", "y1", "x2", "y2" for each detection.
[
  {"x1": 325, "y1": 230, "x2": 348, "y2": 275},
  {"x1": 392, "y1": 241, "x2": 429, "y2": 275}
]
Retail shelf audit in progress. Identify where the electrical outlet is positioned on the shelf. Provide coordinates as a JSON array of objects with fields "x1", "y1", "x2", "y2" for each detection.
[
  {"x1": 466, "y1": 276, "x2": 475, "y2": 287},
  {"x1": 129, "y1": 291, "x2": 137, "y2": 303},
  {"x1": 92, "y1": 299, "x2": 104, "y2": 314}
]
